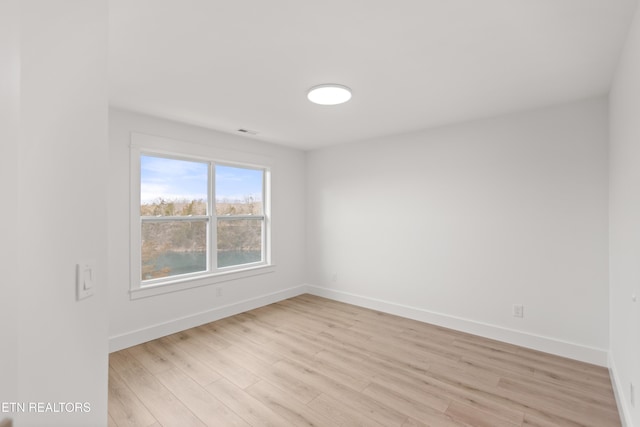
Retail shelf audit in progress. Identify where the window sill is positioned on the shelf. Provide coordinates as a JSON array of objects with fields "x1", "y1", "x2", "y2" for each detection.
[{"x1": 130, "y1": 264, "x2": 276, "y2": 300}]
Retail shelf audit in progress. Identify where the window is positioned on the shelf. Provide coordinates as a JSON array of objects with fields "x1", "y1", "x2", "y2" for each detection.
[
  {"x1": 215, "y1": 165, "x2": 265, "y2": 268},
  {"x1": 130, "y1": 135, "x2": 272, "y2": 298},
  {"x1": 140, "y1": 155, "x2": 210, "y2": 281}
]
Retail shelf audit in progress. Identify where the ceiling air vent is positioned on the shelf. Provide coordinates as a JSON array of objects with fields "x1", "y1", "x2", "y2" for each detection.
[{"x1": 237, "y1": 128, "x2": 258, "y2": 135}]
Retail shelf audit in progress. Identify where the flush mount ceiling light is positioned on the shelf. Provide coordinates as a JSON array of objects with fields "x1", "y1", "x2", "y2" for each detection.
[{"x1": 307, "y1": 84, "x2": 352, "y2": 105}]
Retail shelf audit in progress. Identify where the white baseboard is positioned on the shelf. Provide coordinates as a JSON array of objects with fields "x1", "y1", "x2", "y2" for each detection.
[
  {"x1": 306, "y1": 285, "x2": 608, "y2": 366},
  {"x1": 109, "y1": 284, "x2": 308, "y2": 352},
  {"x1": 609, "y1": 353, "x2": 634, "y2": 427},
  {"x1": 110, "y1": 283, "x2": 609, "y2": 367}
]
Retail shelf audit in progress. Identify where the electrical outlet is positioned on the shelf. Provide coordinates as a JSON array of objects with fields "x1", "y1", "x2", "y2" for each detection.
[
  {"x1": 512, "y1": 304, "x2": 524, "y2": 318},
  {"x1": 216, "y1": 287, "x2": 223, "y2": 297},
  {"x1": 631, "y1": 382, "x2": 635, "y2": 407}
]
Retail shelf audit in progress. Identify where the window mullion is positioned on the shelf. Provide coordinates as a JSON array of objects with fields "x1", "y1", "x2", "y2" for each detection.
[
  {"x1": 209, "y1": 162, "x2": 217, "y2": 273},
  {"x1": 263, "y1": 169, "x2": 269, "y2": 264},
  {"x1": 216, "y1": 215, "x2": 265, "y2": 221},
  {"x1": 140, "y1": 215, "x2": 209, "y2": 223}
]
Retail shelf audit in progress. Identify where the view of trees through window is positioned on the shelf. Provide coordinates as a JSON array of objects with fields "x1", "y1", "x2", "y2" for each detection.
[{"x1": 140, "y1": 155, "x2": 265, "y2": 281}]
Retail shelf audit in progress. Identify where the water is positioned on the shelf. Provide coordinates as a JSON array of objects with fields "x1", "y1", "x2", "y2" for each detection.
[
  {"x1": 218, "y1": 250, "x2": 262, "y2": 268},
  {"x1": 153, "y1": 251, "x2": 207, "y2": 277},
  {"x1": 145, "y1": 250, "x2": 262, "y2": 280}
]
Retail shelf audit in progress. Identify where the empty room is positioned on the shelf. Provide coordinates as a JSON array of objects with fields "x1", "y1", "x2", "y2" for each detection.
[{"x1": 2, "y1": 0, "x2": 640, "y2": 426}]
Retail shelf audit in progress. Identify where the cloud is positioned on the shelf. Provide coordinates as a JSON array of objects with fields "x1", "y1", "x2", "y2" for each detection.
[{"x1": 141, "y1": 155, "x2": 208, "y2": 203}]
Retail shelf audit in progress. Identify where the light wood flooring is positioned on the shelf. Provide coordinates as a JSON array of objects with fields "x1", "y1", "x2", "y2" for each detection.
[{"x1": 108, "y1": 294, "x2": 621, "y2": 427}]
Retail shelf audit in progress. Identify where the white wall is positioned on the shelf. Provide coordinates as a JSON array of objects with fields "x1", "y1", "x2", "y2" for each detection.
[
  {"x1": 307, "y1": 97, "x2": 610, "y2": 364},
  {"x1": 108, "y1": 109, "x2": 307, "y2": 350},
  {"x1": 0, "y1": 0, "x2": 20, "y2": 412},
  {"x1": 13, "y1": 1, "x2": 109, "y2": 426},
  {"x1": 609, "y1": 0, "x2": 640, "y2": 424}
]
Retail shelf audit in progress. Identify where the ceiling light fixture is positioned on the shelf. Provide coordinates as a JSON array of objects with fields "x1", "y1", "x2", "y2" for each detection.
[{"x1": 307, "y1": 84, "x2": 352, "y2": 105}]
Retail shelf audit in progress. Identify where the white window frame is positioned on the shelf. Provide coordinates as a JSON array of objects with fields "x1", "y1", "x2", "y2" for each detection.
[{"x1": 130, "y1": 132, "x2": 274, "y2": 299}]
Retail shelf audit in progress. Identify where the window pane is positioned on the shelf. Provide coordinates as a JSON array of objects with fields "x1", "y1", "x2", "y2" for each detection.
[
  {"x1": 217, "y1": 219, "x2": 262, "y2": 268},
  {"x1": 215, "y1": 165, "x2": 263, "y2": 216},
  {"x1": 141, "y1": 155, "x2": 208, "y2": 216},
  {"x1": 141, "y1": 221, "x2": 207, "y2": 280}
]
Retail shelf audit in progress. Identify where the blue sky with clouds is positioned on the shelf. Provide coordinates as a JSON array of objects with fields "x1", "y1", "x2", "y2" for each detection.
[{"x1": 140, "y1": 155, "x2": 262, "y2": 203}]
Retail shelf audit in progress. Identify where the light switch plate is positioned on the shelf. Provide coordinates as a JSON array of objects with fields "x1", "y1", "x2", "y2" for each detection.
[
  {"x1": 513, "y1": 304, "x2": 524, "y2": 318},
  {"x1": 76, "y1": 260, "x2": 96, "y2": 301}
]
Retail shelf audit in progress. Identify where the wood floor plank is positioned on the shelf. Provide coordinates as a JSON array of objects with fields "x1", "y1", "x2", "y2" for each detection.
[
  {"x1": 517, "y1": 346, "x2": 611, "y2": 378},
  {"x1": 431, "y1": 361, "x2": 501, "y2": 388},
  {"x1": 174, "y1": 325, "x2": 232, "y2": 351},
  {"x1": 155, "y1": 368, "x2": 250, "y2": 427},
  {"x1": 219, "y1": 342, "x2": 327, "y2": 406},
  {"x1": 257, "y1": 304, "x2": 329, "y2": 335},
  {"x1": 361, "y1": 382, "x2": 461, "y2": 426},
  {"x1": 220, "y1": 343, "x2": 277, "y2": 374},
  {"x1": 274, "y1": 298, "x2": 357, "y2": 330},
  {"x1": 108, "y1": 369, "x2": 157, "y2": 427},
  {"x1": 369, "y1": 332, "x2": 462, "y2": 369},
  {"x1": 109, "y1": 349, "x2": 141, "y2": 374},
  {"x1": 498, "y1": 374, "x2": 619, "y2": 416},
  {"x1": 188, "y1": 326, "x2": 234, "y2": 351},
  {"x1": 109, "y1": 295, "x2": 621, "y2": 427},
  {"x1": 401, "y1": 417, "x2": 429, "y2": 427},
  {"x1": 422, "y1": 363, "x2": 586, "y2": 426},
  {"x1": 444, "y1": 400, "x2": 520, "y2": 427},
  {"x1": 112, "y1": 350, "x2": 206, "y2": 427},
  {"x1": 151, "y1": 335, "x2": 222, "y2": 387},
  {"x1": 319, "y1": 328, "x2": 433, "y2": 377},
  {"x1": 263, "y1": 328, "x2": 326, "y2": 361},
  {"x1": 307, "y1": 393, "x2": 387, "y2": 427},
  {"x1": 127, "y1": 341, "x2": 176, "y2": 374},
  {"x1": 194, "y1": 321, "x2": 284, "y2": 366},
  {"x1": 214, "y1": 314, "x2": 277, "y2": 345},
  {"x1": 532, "y1": 365, "x2": 615, "y2": 397},
  {"x1": 205, "y1": 378, "x2": 296, "y2": 427},
  {"x1": 174, "y1": 330, "x2": 260, "y2": 389},
  {"x1": 108, "y1": 413, "x2": 119, "y2": 427},
  {"x1": 274, "y1": 358, "x2": 408, "y2": 426},
  {"x1": 460, "y1": 352, "x2": 537, "y2": 377},
  {"x1": 310, "y1": 349, "x2": 372, "y2": 391},
  {"x1": 245, "y1": 380, "x2": 338, "y2": 426},
  {"x1": 271, "y1": 331, "x2": 372, "y2": 392},
  {"x1": 497, "y1": 377, "x2": 621, "y2": 427},
  {"x1": 293, "y1": 295, "x2": 363, "y2": 325},
  {"x1": 367, "y1": 369, "x2": 451, "y2": 413},
  {"x1": 521, "y1": 412, "x2": 581, "y2": 427},
  {"x1": 425, "y1": 363, "x2": 525, "y2": 425},
  {"x1": 433, "y1": 363, "x2": 614, "y2": 427}
]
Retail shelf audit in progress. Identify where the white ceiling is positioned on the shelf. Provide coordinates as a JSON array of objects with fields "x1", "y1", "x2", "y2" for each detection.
[{"x1": 109, "y1": 0, "x2": 637, "y2": 150}]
